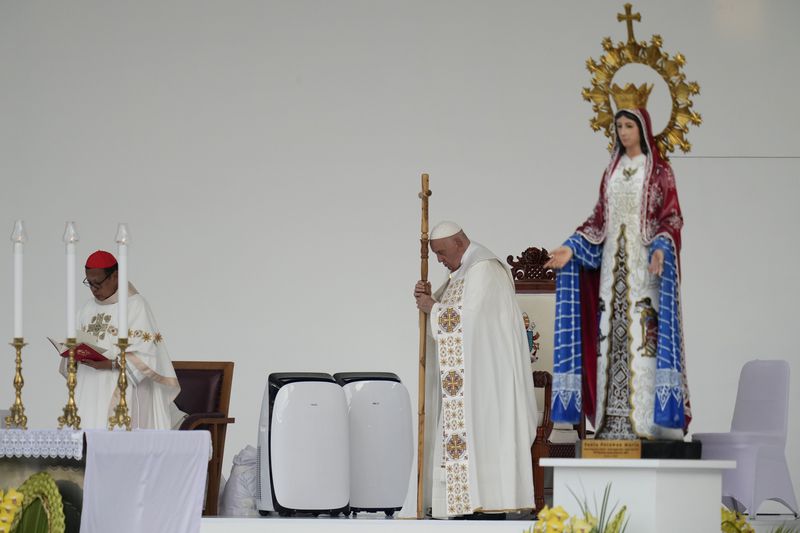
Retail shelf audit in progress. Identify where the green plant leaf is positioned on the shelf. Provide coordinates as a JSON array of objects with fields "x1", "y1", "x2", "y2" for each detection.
[{"x1": 14, "y1": 498, "x2": 48, "y2": 533}]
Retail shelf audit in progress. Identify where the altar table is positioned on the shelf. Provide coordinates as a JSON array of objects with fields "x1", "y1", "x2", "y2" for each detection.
[
  {"x1": 540, "y1": 458, "x2": 736, "y2": 533},
  {"x1": 1, "y1": 429, "x2": 210, "y2": 533}
]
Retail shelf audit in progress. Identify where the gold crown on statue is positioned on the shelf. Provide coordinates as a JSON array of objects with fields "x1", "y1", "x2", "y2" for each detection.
[
  {"x1": 610, "y1": 83, "x2": 653, "y2": 110},
  {"x1": 583, "y1": 5, "x2": 702, "y2": 158}
]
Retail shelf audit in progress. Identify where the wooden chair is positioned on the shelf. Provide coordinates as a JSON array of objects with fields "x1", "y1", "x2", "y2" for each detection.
[
  {"x1": 172, "y1": 361, "x2": 235, "y2": 516},
  {"x1": 507, "y1": 246, "x2": 556, "y2": 513},
  {"x1": 531, "y1": 370, "x2": 553, "y2": 512},
  {"x1": 508, "y1": 246, "x2": 589, "y2": 512}
]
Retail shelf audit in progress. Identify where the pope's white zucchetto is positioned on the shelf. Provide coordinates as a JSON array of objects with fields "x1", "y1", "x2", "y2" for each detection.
[{"x1": 430, "y1": 221, "x2": 462, "y2": 240}]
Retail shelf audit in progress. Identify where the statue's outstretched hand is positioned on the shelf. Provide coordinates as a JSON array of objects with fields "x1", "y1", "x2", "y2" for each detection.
[
  {"x1": 544, "y1": 246, "x2": 573, "y2": 270},
  {"x1": 648, "y1": 249, "x2": 664, "y2": 276}
]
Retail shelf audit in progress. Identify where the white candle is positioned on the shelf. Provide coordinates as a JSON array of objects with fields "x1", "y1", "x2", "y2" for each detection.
[
  {"x1": 116, "y1": 223, "x2": 130, "y2": 339},
  {"x1": 11, "y1": 220, "x2": 26, "y2": 339},
  {"x1": 63, "y1": 222, "x2": 79, "y2": 339}
]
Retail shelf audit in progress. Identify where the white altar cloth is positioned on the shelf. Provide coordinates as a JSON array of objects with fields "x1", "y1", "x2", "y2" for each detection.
[
  {"x1": 0, "y1": 429, "x2": 84, "y2": 459},
  {"x1": 541, "y1": 458, "x2": 735, "y2": 533},
  {"x1": 81, "y1": 429, "x2": 210, "y2": 533}
]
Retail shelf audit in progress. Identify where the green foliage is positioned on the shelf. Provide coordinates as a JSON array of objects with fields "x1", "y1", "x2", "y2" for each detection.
[
  {"x1": 527, "y1": 483, "x2": 629, "y2": 533},
  {"x1": 718, "y1": 505, "x2": 800, "y2": 533},
  {"x1": 15, "y1": 473, "x2": 65, "y2": 533},
  {"x1": 568, "y1": 483, "x2": 629, "y2": 533},
  {"x1": 13, "y1": 499, "x2": 47, "y2": 533}
]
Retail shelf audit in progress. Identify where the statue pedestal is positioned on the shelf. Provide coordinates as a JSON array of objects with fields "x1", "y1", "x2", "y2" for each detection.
[{"x1": 541, "y1": 458, "x2": 735, "y2": 533}]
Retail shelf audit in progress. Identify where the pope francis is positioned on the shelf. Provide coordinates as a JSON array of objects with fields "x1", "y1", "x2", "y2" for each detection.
[{"x1": 414, "y1": 221, "x2": 537, "y2": 518}]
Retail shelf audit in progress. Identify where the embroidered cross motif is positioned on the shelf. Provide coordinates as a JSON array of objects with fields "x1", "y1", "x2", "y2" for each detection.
[
  {"x1": 442, "y1": 370, "x2": 463, "y2": 397},
  {"x1": 438, "y1": 307, "x2": 460, "y2": 333},
  {"x1": 86, "y1": 314, "x2": 113, "y2": 340},
  {"x1": 446, "y1": 434, "x2": 467, "y2": 460}
]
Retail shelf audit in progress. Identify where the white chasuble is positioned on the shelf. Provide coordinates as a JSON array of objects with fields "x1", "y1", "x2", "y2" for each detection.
[
  {"x1": 423, "y1": 243, "x2": 537, "y2": 517},
  {"x1": 59, "y1": 284, "x2": 183, "y2": 429}
]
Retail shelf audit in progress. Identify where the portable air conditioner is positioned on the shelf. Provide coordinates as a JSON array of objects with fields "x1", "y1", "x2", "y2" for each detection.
[
  {"x1": 257, "y1": 372, "x2": 350, "y2": 516},
  {"x1": 333, "y1": 372, "x2": 413, "y2": 517}
]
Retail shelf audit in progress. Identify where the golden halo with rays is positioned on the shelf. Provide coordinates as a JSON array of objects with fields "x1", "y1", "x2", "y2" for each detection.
[{"x1": 582, "y1": 3, "x2": 702, "y2": 160}]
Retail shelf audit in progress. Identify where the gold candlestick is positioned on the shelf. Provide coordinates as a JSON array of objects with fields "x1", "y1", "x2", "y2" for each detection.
[
  {"x1": 108, "y1": 337, "x2": 131, "y2": 431},
  {"x1": 5, "y1": 337, "x2": 28, "y2": 429},
  {"x1": 58, "y1": 337, "x2": 81, "y2": 429}
]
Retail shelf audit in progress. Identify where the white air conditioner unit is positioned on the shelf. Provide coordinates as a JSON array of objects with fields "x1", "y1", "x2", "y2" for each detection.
[
  {"x1": 334, "y1": 372, "x2": 413, "y2": 517},
  {"x1": 257, "y1": 372, "x2": 350, "y2": 517}
]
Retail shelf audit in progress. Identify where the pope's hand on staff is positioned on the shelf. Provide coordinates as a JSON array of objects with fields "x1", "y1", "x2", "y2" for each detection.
[{"x1": 414, "y1": 280, "x2": 435, "y2": 313}]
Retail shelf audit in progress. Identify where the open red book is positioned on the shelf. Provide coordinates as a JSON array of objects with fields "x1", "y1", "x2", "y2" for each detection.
[{"x1": 48, "y1": 332, "x2": 109, "y2": 363}]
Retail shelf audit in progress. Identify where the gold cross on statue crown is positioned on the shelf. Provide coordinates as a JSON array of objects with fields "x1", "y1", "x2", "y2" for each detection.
[
  {"x1": 582, "y1": 3, "x2": 702, "y2": 158},
  {"x1": 617, "y1": 3, "x2": 641, "y2": 43}
]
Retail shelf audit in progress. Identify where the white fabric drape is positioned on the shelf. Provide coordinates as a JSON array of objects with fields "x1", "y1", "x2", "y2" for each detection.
[{"x1": 80, "y1": 430, "x2": 210, "y2": 533}]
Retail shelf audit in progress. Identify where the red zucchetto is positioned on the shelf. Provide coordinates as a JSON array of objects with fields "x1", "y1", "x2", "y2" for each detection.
[{"x1": 85, "y1": 250, "x2": 117, "y2": 269}]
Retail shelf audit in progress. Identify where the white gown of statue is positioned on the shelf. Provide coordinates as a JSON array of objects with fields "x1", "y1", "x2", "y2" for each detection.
[
  {"x1": 59, "y1": 284, "x2": 183, "y2": 429},
  {"x1": 594, "y1": 154, "x2": 683, "y2": 440},
  {"x1": 423, "y1": 242, "x2": 537, "y2": 517}
]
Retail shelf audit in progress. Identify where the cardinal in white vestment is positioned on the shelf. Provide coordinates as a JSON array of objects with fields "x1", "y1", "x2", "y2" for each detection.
[
  {"x1": 414, "y1": 222, "x2": 537, "y2": 518},
  {"x1": 59, "y1": 250, "x2": 185, "y2": 429}
]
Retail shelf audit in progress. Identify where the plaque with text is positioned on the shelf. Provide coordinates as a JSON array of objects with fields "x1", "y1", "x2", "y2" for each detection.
[{"x1": 581, "y1": 439, "x2": 642, "y2": 459}]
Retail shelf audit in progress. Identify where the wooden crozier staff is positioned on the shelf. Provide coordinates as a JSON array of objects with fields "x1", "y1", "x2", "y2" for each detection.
[{"x1": 416, "y1": 173, "x2": 431, "y2": 519}]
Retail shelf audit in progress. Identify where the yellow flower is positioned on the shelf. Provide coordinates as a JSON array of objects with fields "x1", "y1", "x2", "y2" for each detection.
[
  {"x1": 0, "y1": 502, "x2": 16, "y2": 515},
  {"x1": 569, "y1": 517, "x2": 594, "y2": 533},
  {"x1": 537, "y1": 505, "x2": 552, "y2": 522},
  {"x1": 721, "y1": 505, "x2": 754, "y2": 533},
  {"x1": 545, "y1": 517, "x2": 566, "y2": 532},
  {"x1": 721, "y1": 507, "x2": 735, "y2": 521},
  {"x1": 2, "y1": 488, "x2": 23, "y2": 507},
  {"x1": 551, "y1": 505, "x2": 569, "y2": 522},
  {"x1": 0, "y1": 510, "x2": 12, "y2": 524}
]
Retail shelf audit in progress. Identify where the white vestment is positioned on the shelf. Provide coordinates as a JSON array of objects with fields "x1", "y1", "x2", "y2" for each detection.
[
  {"x1": 59, "y1": 284, "x2": 183, "y2": 429},
  {"x1": 423, "y1": 242, "x2": 537, "y2": 517}
]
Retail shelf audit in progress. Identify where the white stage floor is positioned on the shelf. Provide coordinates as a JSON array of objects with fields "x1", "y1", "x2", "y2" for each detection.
[
  {"x1": 200, "y1": 514, "x2": 800, "y2": 533},
  {"x1": 199, "y1": 514, "x2": 800, "y2": 533},
  {"x1": 200, "y1": 516, "x2": 533, "y2": 533}
]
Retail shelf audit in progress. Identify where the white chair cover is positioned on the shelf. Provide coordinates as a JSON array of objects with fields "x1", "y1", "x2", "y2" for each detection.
[{"x1": 693, "y1": 359, "x2": 798, "y2": 516}]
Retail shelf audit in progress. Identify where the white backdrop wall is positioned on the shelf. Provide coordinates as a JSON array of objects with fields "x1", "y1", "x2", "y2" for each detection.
[{"x1": 1, "y1": 0, "x2": 799, "y2": 515}]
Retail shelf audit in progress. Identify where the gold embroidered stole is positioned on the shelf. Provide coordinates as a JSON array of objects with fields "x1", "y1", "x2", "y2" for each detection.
[
  {"x1": 85, "y1": 312, "x2": 163, "y2": 344},
  {"x1": 435, "y1": 277, "x2": 471, "y2": 516}
]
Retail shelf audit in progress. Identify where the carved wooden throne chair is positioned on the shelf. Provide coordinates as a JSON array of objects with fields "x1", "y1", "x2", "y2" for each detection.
[{"x1": 507, "y1": 246, "x2": 584, "y2": 512}]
